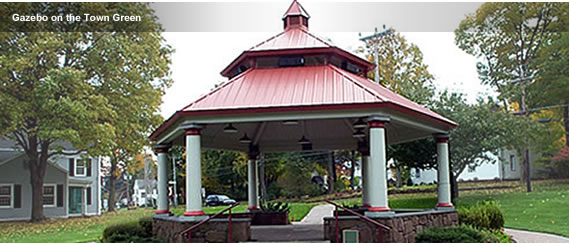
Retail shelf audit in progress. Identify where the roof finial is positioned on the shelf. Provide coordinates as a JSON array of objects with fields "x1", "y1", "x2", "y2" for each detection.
[{"x1": 283, "y1": 0, "x2": 310, "y2": 30}]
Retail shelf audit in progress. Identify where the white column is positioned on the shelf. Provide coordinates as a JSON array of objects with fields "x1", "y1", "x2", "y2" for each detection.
[
  {"x1": 184, "y1": 127, "x2": 205, "y2": 216},
  {"x1": 361, "y1": 155, "x2": 370, "y2": 207},
  {"x1": 435, "y1": 133, "x2": 454, "y2": 209},
  {"x1": 155, "y1": 145, "x2": 170, "y2": 214},
  {"x1": 366, "y1": 117, "x2": 391, "y2": 215},
  {"x1": 247, "y1": 153, "x2": 259, "y2": 210}
]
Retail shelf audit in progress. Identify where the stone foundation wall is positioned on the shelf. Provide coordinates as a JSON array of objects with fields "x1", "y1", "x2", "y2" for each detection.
[
  {"x1": 324, "y1": 210, "x2": 458, "y2": 243},
  {"x1": 153, "y1": 215, "x2": 251, "y2": 243}
]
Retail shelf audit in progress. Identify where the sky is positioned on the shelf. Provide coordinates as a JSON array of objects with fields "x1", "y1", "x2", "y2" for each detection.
[{"x1": 158, "y1": 2, "x2": 496, "y2": 119}]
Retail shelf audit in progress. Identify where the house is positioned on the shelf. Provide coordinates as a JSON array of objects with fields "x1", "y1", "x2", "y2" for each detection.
[
  {"x1": 0, "y1": 138, "x2": 101, "y2": 221},
  {"x1": 133, "y1": 179, "x2": 157, "y2": 207},
  {"x1": 409, "y1": 149, "x2": 549, "y2": 185},
  {"x1": 498, "y1": 149, "x2": 549, "y2": 180}
]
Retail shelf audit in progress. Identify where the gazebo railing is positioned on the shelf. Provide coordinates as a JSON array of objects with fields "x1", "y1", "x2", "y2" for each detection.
[
  {"x1": 325, "y1": 200, "x2": 390, "y2": 243},
  {"x1": 179, "y1": 202, "x2": 240, "y2": 243}
]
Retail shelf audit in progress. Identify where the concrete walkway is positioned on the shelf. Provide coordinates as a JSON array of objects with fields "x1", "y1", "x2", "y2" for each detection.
[
  {"x1": 505, "y1": 228, "x2": 569, "y2": 243},
  {"x1": 296, "y1": 204, "x2": 334, "y2": 225}
]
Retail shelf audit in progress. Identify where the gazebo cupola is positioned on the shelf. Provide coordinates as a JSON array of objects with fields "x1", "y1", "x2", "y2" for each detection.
[
  {"x1": 283, "y1": 0, "x2": 310, "y2": 30},
  {"x1": 150, "y1": 0, "x2": 457, "y2": 221},
  {"x1": 219, "y1": 1, "x2": 375, "y2": 79}
]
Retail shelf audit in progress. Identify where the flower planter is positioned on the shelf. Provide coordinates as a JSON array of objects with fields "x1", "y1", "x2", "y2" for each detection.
[{"x1": 252, "y1": 211, "x2": 289, "y2": 225}]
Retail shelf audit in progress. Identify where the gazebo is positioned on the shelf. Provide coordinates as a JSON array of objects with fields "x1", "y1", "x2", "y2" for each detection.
[{"x1": 151, "y1": 1, "x2": 458, "y2": 242}]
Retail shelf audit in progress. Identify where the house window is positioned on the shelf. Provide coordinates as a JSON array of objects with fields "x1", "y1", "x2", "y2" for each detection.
[
  {"x1": 415, "y1": 168, "x2": 421, "y2": 178},
  {"x1": 75, "y1": 159, "x2": 86, "y2": 176},
  {"x1": 0, "y1": 185, "x2": 12, "y2": 208},
  {"x1": 43, "y1": 185, "x2": 55, "y2": 207},
  {"x1": 510, "y1": 155, "x2": 516, "y2": 171}
]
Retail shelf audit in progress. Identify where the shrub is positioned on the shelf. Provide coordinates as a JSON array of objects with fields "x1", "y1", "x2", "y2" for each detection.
[
  {"x1": 138, "y1": 217, "x2": 153, "y2": 237},
  {"x1": 459, "y1": 200, "x2": 504, "y2": 230},
  {"x1": 415, "y1": 225, "x2": 500, "y2": 243},
  {"x1": 102, "y1": 217, "x2": 158, "y2": 243}
]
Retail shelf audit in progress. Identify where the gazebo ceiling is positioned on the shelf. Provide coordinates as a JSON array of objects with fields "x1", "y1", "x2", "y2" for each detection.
[{"x1": 150, "y1": 0, "x2": 457, "y2": 152}]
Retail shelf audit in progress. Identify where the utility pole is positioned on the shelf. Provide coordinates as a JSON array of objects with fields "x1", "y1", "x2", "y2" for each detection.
[
  {"x1": 359, "y1": 25, "x2": 392, "y2": 84},
  {"x1": 509, "y1": 75, "x2": 534, "y2": 192}
]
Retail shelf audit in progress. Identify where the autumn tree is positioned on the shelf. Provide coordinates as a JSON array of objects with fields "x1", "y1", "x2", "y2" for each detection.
[
  {"x1": 455, "y1": 3, "x2": 566, "y2": 189},
  {"x1": 0, "y1": 3, "x2": 171, "y2": 220},
  {"x1": 359, "y1": 28, "x2": 436, "y2": 186}
]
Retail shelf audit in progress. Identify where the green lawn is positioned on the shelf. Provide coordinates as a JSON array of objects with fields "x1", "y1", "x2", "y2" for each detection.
[
  {"x1": 0, "y1": 208, "x2": 155, "y2": 243},
  {"x1": 455, "y1": 180, "x2": 569, "y2": 237},
  {"x1": 332, "y1": 180, "x2": 569, "y2": 237},
  {"x1": 0, "y1": 202, "x2": 315, "y2": 243},
  {"x1": 1, "y1": 180, "x2": 567, "y2": 242}
]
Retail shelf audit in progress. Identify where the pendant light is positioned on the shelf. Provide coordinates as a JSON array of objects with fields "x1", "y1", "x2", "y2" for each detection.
[
  {"x1": 223, "y1": 123, "x2": 238, "y2": 133},
  {"x1": 298, "y1": 135, "x2": 311, "y2": 145},
  {"x1": 352, "y1": 128, "x2": 366, "y2": 138},
  {"x1": 239, "y1": 133, "x2": 252, "y2": 144},
  {"x1": 352, "y1": 118, "x2": 367, "y2": 129}
]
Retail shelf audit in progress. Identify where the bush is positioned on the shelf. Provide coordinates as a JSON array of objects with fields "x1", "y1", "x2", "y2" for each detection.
[
  {"x1": 459, "y1": 200, "x2": 504, "y2": 230},
  {"x1": 415, "y1": 225, "x2": 500, "y2": 243},
  {"x1": 102, "y1": 217, "x2": 159, "y2": 243}
]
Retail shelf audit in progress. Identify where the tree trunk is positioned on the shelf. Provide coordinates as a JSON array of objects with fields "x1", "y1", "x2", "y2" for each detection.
[
  {"x1": 28, "y1": 139, "x2": 49, "y2": 222},
  {"x1": 450, "y1": 172, "x2": 459, "y2": 202},
  {"x1": 259, "y1": 153, "x2": 266, "y2": 200},
  {"x1": 29, "y1": 157, "x2": 47, "y2": 221},
  {"x1": 563, "y1": 105, "x2": 569, "y2": 147},
  {"x1": 327, "y1": 151, "x2": 335, "y2": 194},
  {"x1": 108, "y1": 158, "x2": 117, "y2": 212}
]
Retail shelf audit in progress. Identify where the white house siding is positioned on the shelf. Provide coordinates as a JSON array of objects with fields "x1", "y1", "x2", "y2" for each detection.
[
  {"x1": 0, "y1": 156, "x2": 67, "y2": 221},
  {"x1": 499, "y1": 149, "x2": 549, "y2": 180},
  {"x1": 411, "y1": 160, "x2": 501, "y2": 185}
]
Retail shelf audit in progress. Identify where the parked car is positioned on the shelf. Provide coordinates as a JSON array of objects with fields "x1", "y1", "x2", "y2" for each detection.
[{"x1": 205, "y1": 195, "x2": 236, "y2": 206}]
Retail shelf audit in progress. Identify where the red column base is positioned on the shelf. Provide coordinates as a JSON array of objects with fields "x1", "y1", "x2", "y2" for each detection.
[
  {"x1": 362, "y1": 203, "x2": 371, "y2": 207},
  {"x1": 369, "y1": 206, "x2": 391, "y2": 212},
  {"x1": 183, "y1": 211, "x2": 205, "y2": 216},
  {"x1": 247, "y1": 206, "x2": 259, "y2": 210},
  {"x1": 436, "y1": 202, "x2": 454, "y2": 207},
  {"x1": 155, "y1": 209, "x2": 170, "y2": 214}
]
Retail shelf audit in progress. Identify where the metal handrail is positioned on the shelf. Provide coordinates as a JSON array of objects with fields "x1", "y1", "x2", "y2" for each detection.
[
  {"x1": 325, "y1": 200, "x2": 390, "y2": 243},
  {"x1": 179, "y1": 202, "x2": 241, "y2": 243}
]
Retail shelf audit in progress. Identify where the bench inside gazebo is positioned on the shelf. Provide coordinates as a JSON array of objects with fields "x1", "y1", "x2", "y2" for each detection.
[{"x1": 150, "y1": 1, "x2": 458, "y2": 242}]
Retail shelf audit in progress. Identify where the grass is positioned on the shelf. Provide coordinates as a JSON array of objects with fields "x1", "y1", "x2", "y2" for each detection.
[
  {"x1": 455, "y1": 180, "x2": 569, "y2": 237},
  {"x1": 1, "y1": 179, "x2": 567, "y2": 242},
  {"x1": 0, "y1": 202, "x2": 315, "y2": 243},
  {"x1": 0, "y1": 208, "x2": 154, "y2": 243},
  {"x1": 332, "y1": 179, "x2": 569, "y2": 237}
]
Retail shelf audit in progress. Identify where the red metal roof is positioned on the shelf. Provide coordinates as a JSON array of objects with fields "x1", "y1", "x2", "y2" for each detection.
[
  {"x1": 149, "y1": 0, "x2": 456, "y2": 141},
  {"x1": 221, "y1": 28, "x2": 374, "y2": 77},
  {"x1": 181, "y1": 64, "x2": 455, "y2": 126},
  {"x1": 282, "y1": 0, "x2": 310, "y2": 19},
  {"x1": 250, "y1": 28, "x2": 332, "y2": 52}
]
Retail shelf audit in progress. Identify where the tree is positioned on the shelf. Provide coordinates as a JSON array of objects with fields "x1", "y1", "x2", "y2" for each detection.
[
  {"x1": 455, "y1": 3, "x2": 563, "y2": 107},
  {"x1": 360, "y1": 28, "x2": 435, "y2": 104},
  {"x1": 201, "y1": 150, "x2": 248, "y2": 199},
  {"x1": 455, "y1": 3, "x2": 566, "y2": 190},
  {"x1": 433, "y1": 92, "x2": 528, "y2": 199},
  {"x1": 360, "y1": 28, "x2": 436, "y2": 186},
  {"x1": 533, "y1": 28, "x2": 569, "y2": 147},
  {"x1": 0, "y1": 3, "x2": 172, "y2": 220}
]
